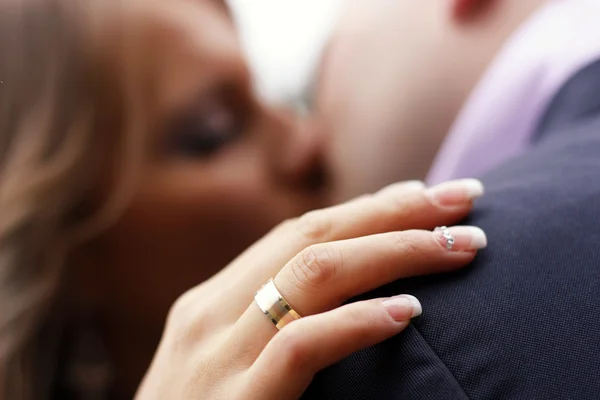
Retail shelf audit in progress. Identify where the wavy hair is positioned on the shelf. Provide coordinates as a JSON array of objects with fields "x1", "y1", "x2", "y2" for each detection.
[{"x1": 0, "y1": 0, "x2": 147, "y2": 397}]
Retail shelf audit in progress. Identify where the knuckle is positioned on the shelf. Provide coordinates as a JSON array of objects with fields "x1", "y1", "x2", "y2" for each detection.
[
  {"x1": 165, "y1": 288, "x2": 208, "y2": 344},
  {"x1": 275, "y1": 217, "x2": 298, "y2": 235},
  {"x1": 377, "y1": 181, "x2": 425, "y2": 198},
  {"x1": 296, "y1": 209, "x2": 332, "y2": 242},
  {"x1": 391, "y1": 231, "x2": 421, "y2": 257},
  {"x1": 167, "y1": 289, "x2": 195, "y2": 326},
  {"x1": 382, "y1": 190, "x2": 414, "y2": 215},
  {"x1": 291, "y1": 244, "x2": 341, "y2": 288},
  {"x1": 376, "y1": 183, "x2": 426, "y2": 215},
  {"x1": 269, "y1": 218, "x2": 300, "y2": 246}
]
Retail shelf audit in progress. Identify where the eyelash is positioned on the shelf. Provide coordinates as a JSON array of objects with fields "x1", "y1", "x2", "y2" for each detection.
[{"x1": 169, "y1": 97, "x2": 246, "y2": 159}]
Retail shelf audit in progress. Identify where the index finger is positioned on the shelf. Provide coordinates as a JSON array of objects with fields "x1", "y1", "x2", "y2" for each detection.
[{"x1": 213, "y1": 179, "x2": 484, "y2": 315}]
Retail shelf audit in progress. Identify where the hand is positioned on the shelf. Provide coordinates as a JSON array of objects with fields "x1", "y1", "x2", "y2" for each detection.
[{"x1": 135, "y1": 179, "x2": 486, "y2": 400}]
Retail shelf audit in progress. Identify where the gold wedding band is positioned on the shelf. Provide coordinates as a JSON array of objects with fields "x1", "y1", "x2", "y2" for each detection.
[{"x1": 254, "y1": 279, "x2": 302, "y2": 330}]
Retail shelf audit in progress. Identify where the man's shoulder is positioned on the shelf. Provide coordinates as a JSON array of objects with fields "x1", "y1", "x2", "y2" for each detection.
[
  {"x1": 303, "y1": 118, "x2": 600, "y2": 400},
  {"x1": 435, "y1": 115, "x2": 600, "y2": 398}
]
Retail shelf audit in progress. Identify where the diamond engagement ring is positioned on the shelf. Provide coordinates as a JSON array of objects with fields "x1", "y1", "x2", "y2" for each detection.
[{"x1": 434, "y1": 226, "x2": 455, "y2": 250}]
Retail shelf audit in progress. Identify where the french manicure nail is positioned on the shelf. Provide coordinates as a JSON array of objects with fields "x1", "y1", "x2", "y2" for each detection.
[
  {"x1": 383, "y1": 295, "x2": 422, "y2": 321},
  {"x1": 425, "y1": 179, "x2": 485, "y2": 207},
  {"x1": 434, "y1": 226, "x2": 487, "y2": 251}
]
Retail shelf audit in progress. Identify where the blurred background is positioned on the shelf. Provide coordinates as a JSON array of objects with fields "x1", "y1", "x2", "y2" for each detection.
[{"x1": 227, "y1": 0, "x2": 342, "y2": 108}]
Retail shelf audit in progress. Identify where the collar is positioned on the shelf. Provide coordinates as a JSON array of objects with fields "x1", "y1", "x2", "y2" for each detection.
[{"x1": 426, "y1": 0, "x2": 600, "y2": 185}]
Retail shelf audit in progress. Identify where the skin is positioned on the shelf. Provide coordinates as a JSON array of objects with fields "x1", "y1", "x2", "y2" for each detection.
[{"x1": 316, "y1": 0, "x2": 546, "y2": 202}]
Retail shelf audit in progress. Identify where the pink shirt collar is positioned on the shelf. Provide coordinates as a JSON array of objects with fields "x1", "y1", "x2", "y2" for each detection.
[{"x1": 426, "y1": 0, "x2": 600, "y2": 185}]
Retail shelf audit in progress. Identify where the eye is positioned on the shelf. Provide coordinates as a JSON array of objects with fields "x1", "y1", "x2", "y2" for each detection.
[{"x1": 169, "y1": 96, "x2": 246, "y2": 159}]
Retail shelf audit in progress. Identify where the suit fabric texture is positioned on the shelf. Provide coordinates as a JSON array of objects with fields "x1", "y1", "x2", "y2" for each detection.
[{"x1": 302, "y1": 59, "x2": 600, "y2": 400}]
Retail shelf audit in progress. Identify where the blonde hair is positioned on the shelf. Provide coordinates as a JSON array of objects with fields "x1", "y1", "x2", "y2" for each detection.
[{"x1": 0, "y1": 0, "x2": 147, "y2": 397}]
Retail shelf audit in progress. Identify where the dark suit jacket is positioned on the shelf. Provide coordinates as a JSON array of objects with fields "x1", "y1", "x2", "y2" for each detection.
[{"x1": 302, "y1": 59, "x2": 600, "y2": 400}]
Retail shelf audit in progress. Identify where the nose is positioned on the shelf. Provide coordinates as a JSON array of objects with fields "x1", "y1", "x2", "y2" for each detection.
[{"x1": 261, "y1": 106, "x2": 327, "y2": 192}]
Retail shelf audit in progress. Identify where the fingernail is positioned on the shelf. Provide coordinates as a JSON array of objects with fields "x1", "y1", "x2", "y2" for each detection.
[
  {"x1": 425, "y1": 179, "x2": 485, "y2": 207},
  {"x1": 383, "y1": 295, "x2": 422, "y2": 321},
  {"x1": 434, "y1": 226, "x2": 487, "y2": 251}
]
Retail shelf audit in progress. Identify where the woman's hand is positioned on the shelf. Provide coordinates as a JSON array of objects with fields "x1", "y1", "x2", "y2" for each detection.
[{"x1": 135, "y1": 179, "x2": 486, "y2": 400}]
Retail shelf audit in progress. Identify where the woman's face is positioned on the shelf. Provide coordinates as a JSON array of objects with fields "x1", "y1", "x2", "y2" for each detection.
[{"x1": 83, "y1": 0, "x2": 329, "y2": 327}]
